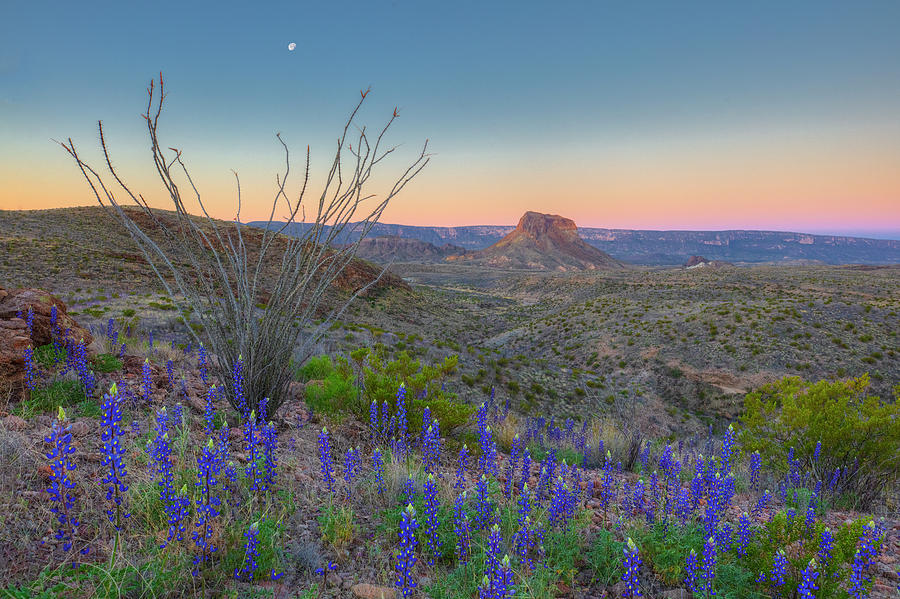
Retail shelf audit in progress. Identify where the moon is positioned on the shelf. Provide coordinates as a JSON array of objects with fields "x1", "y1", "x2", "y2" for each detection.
[{"x1": 288, "y1": 42, "x2": 296, "y2": 51}]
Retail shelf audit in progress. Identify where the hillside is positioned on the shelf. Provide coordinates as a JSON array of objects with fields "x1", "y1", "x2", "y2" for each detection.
[
  {"x1": 0, "y1": 207, "x2": 407, "y2": 298},
  {"x1": 351, "y1": 235, "x2": 466, "y2": 263}
]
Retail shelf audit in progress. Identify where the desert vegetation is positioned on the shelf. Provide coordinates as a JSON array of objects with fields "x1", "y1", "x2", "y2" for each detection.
[{"x1": 0, "y1": 82, "x2": 898, "y2": 599}]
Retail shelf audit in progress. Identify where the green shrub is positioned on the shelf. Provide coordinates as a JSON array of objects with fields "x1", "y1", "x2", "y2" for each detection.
[
  {"x1": 296, "y1": 355, "x2": 338, "y2": 381},
  {"x1": 304, "y1": 371, "x2": 360, "y2": 420},
  {"x1": 740, "y1": 375, "x2": 900, "y2": 504},
  {"x1": 363, "y1": 350, "x2": 470, "y2": 435}
]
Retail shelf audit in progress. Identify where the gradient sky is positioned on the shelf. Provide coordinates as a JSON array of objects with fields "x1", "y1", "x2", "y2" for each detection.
[{"x1": 2, "y1": 1, "x2": 899, "y2": 237}]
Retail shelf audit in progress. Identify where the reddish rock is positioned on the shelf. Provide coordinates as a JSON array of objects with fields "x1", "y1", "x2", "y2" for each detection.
[
  {"x1": 0, "y1": 287, "x2": 93, "y2": 347},
  {"x1": 0, "y1": 318, "x2": 30, "y2": 383},
  {"x1": 0, "y1": 287, "x2": 93, "y2": 386}
]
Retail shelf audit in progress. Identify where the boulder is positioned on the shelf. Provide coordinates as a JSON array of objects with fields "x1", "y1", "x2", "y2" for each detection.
[{"x1": 0, "y1": 287, "x2": 93, "y2": 348}]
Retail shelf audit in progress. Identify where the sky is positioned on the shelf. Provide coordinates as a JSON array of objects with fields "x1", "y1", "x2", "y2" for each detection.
[{"x1": 2, "y1": 1, "x2": 899, "y2": 238}]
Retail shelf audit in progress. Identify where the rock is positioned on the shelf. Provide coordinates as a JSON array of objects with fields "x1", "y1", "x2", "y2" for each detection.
[
  {"x1": 351, "y1": 583, "x2": 396, "y2": 599},
  {"x1": 0, "y1": 318, "x2": 30, "y2": 383},
  {"x1": 70, "y1": 420, "x2": 93, "y2": 437},
  {"x1": 0, "y1": 287, "x2": 93, "y2": 348},
  {"x1": 2, "y1": 414, "x2": 28, "y2": 431}
]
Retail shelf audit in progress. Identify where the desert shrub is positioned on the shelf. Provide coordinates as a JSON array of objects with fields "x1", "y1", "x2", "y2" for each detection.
[
  {"x1": 363, "y1": 349, "x2": 471, "y2": 435},
  {"x1": 297, "y1": 355, "x2": 340, "y2": 381},
  {"x1": 304, "y1": 370, "x2": 360, "y2": 420},
  {"x1": 740, "y1": 374, "x2": 900, "y2": 505}
]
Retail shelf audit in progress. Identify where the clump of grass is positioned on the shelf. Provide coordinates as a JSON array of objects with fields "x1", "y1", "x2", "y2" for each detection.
[{"x1": 20, "y1": 380, "x2": 86, "y2": 418}]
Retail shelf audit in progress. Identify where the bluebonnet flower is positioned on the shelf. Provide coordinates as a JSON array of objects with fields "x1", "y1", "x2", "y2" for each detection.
[
  {"x1": 403, "y1": 477, "x2": 417, "y2": 505},
  {"x1": 344, "y1": 446, "x2": 361, "y2": 494},
  {"x1": 46, "y1": 407, "x2": 82, "y2": 555},
  {"x1": 171, "y1": 403, "x2": 183, "y2": 430},
  {"x1": 817, "y1": 528, "x2": 834, "y2": 568},
  {"x1": 25, "y1": 306, "x2": 34, "y2": 338},
  {"x1": 422, "y1": 421, "x2": 441, "y2": 475},
  {"x1": 805, "y1": 497, "x2": 817, "y2": 536},
  {"x1": 770, "y1": 550, "x2": 788, "y2": 596},
  {"x1": 453, "y1": 491, "x2": 472, "y2": 565},
  {"x1": 737, "y1": 512, "x2": 751, "y2": 557},
  {"x1": 423, "y1": 474, "x2": 441, "y2": 565},
  {"x1": 99, "y1": 384, "x2": 129, "y2": 531},
  {"x1": 475, "y1": 474, "x2": 494, "y2": 530},
  {"x1": 477, "y1": 403, "x2": 494, "y2": 476},
  {"x1": 142, "y1": 359, "x2": 153, "y2": 405},
  {"x1": 481, "y1": 524, "x2": 504, "y2": 591},
  {"x1": 233, "y1": 354, "x2": 247, "y2": 421},
  {"x1": 106, "y1": 316, "x2": 115, "y2": 345},
  {"x1": 204, "y1": 385, "x2": 217, "y2": 438},
  {"x1": 798, "y1": 558, "x2": 819, "y2": 598},
  {"x1": 622, "y1": 538, "x2": 642, "y2": 598},
  {"x1": 749, "y1": 451, "x2": 762, "y2": 491},
  {"x1": 676, "y1": 488, "x2": 692, "y2": 525},
  {"x1": 639, "y1": 442, "x2": 651, "y2": 474},
  {"x1": 73, "y1": 339, "x2": 95, "y2": 397},
  {"x1": 318, "y1": 428, "x2": 337, "y2": 494},
  {"x1": 395, "y1": 504, "x2": 418, "y2": 598},
  {"x1": 684, "y1": 549, "x2": 699, "y2": 594},
  {"x1": 813, "y1": 440, "x2": 821, "y2": 463},
  {"x1": 716, "y1": 522, "x2": 733, "y2": 553},
  {"x1": 148, "y1": 329, "x2": 154, "y2": 348},
  {"x1": 197, "y1": 344, "x2": 208, "y2": 384},
  {"x1": 234, "y1": 521, "x2": 261, "y2": 581},
  {"x1": 373, "y1": 448, "x2": 386, "y2": 495},
  {"x1": 519, "y1": 448, "x2": 532, "y2": 495},
  {"x1": 192, "y1": 438, "x2": 221, "y2": 572},
  {"x1": 119, "y1": 342, "x2": 126, "y2": 358},
  {"x1": 720, "y1": 424, "x2": 736, "y2": 475},
  {"x1": 601, "y1": 455, "x2": 616, "y2": 513},
  {"x1": 701, "y1": 536, "x2": 717, "y2": 596},
  {"x1": 51, "y1": 306, "x2": 63, "y2": 359},
  {"x1": 23, "y1": 346, "x2": 38, "y2": 392},
  {"x1": 848, "y1": 522, "x2": 877, "y2": 599},
  {"x1": 244, "y1": 411, "x2": 263, "y2": 494},
  {"x1": 455, "y1": 444, "x2": 470, "y2": 492},
  {"x1": 258, "y1": 397, "x2": 269, "y2": 423}
]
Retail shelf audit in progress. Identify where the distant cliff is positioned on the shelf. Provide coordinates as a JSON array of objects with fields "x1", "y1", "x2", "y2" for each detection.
[{"x1": 249, "y1": 222, "x2": 900, "y2": 265}]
